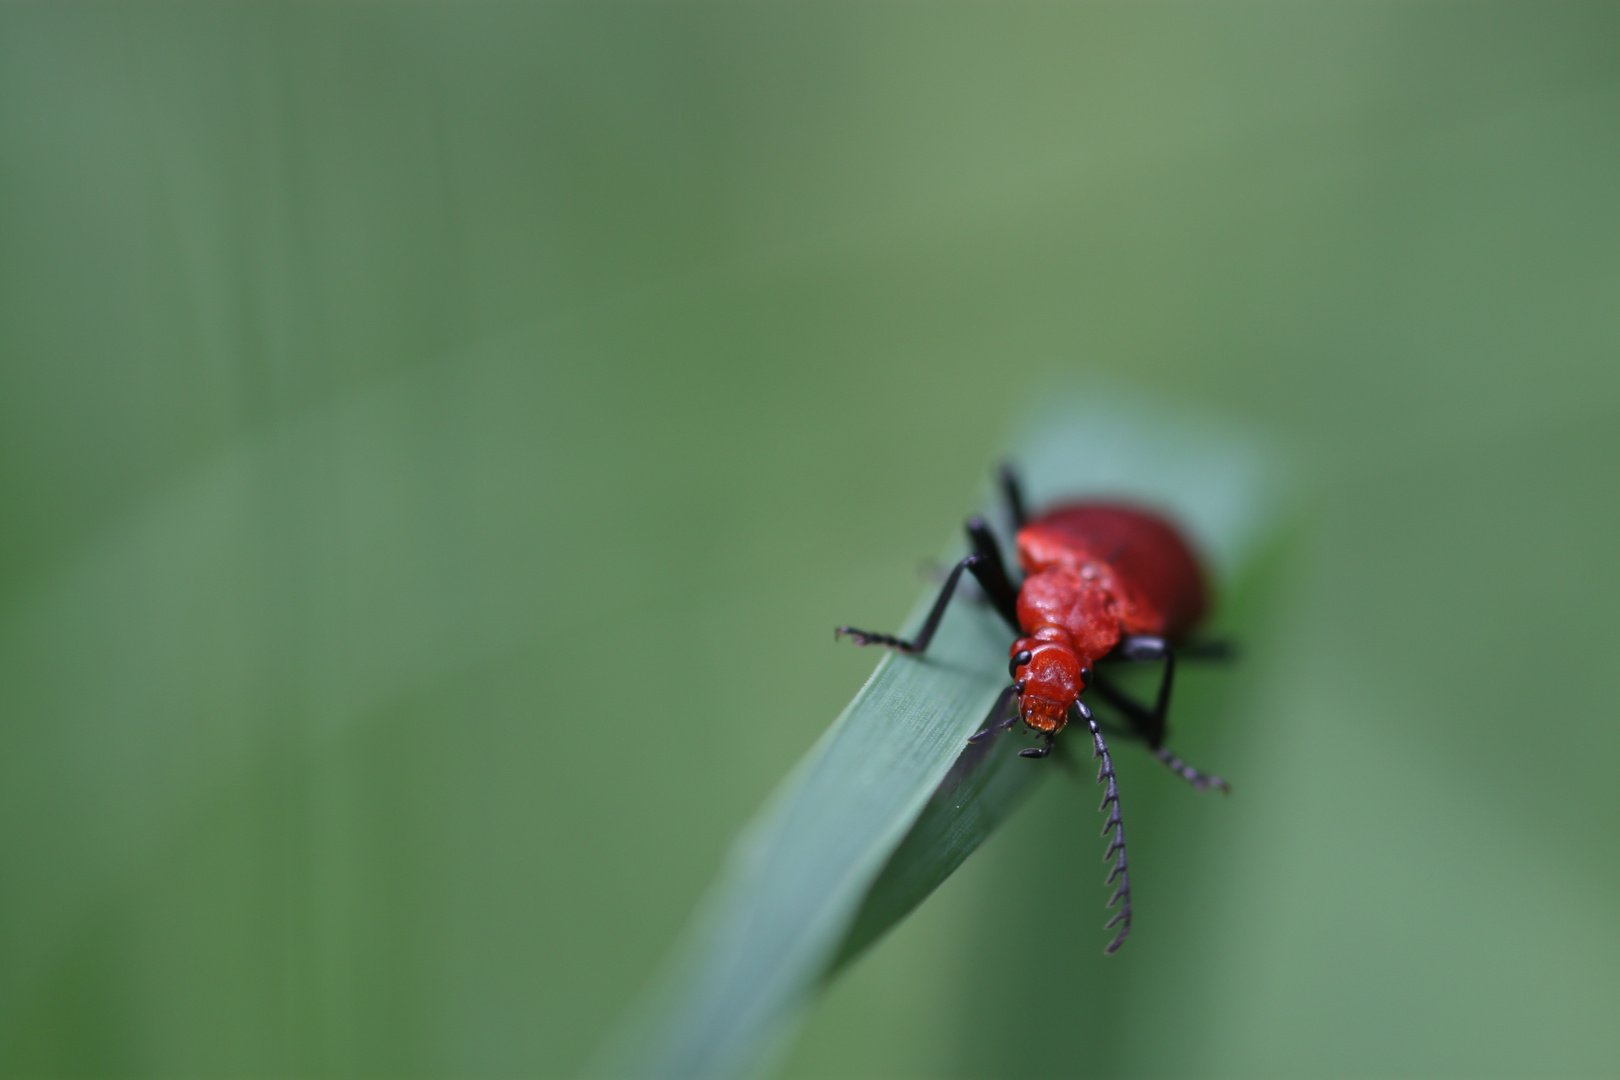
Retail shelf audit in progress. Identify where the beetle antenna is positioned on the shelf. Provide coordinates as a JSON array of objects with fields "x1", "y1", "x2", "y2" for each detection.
[{"x1": 1080, "y1": 702, "x2": 1133, "y2": 953}]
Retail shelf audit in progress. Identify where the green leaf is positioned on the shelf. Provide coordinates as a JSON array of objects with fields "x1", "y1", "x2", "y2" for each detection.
[{"x1": 596, "y1": 390, "x2": 1282, "y2": 1080}]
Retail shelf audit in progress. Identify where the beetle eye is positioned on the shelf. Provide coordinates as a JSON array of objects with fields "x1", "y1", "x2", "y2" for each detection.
[
  {"x1": 1007, "y1": 649, "x2": 1033, "y2": 678},
  {"x1": 1080, "y1": 666, "x2": 1093, "y2": 688}
]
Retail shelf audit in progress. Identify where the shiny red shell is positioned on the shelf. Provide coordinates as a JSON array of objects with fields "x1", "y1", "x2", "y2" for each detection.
[{"x1": 1009, "y1": 503, "x2": 1207, "y2": 734}]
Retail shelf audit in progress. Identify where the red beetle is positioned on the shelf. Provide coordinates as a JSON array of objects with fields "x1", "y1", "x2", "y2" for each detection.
[{"x1": 837, "y1": 466, "x2": 1229, "y2": 953}]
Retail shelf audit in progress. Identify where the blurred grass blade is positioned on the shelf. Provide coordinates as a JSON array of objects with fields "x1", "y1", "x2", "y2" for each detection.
[{"x1": 597, "y1": 391, "x2": 1280, "y2": 1080}]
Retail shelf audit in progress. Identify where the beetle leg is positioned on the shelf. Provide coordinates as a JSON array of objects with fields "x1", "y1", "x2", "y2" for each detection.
[
  {"x1": 998, "y1": 463, "x2": 1029, "y2": 530},
  {"x1": 1149, "y1": 745, "x2": 1230, "y2": 793},
  {"x1": 1088, "y1": 670, "x2": 1168, "y2": 746},
  {"x1": 1115, "y1": 634, "x2": 1169, "y2": 662},
  {"x1": 1089, "y1": 670, "x2": 1230, "y2": 793},
  {"x1": 1018, "y1": 732, "x2": 1055, "y2": 758},
  {"x1": 1180, "y1": 638, "x2": 1236, "y2": 661},
  {"x1": 836, "y1": 554, "x2": 985, "y2": 655},
  {"x1": 1098, "y1": 639, "x2": 1176, "y2": 746},
  {"x1": 839, "y1": 517, "x2": 1025, "y2": 653},
  {"x1": 964, "y1": 516, "x2": 1022, "y2": 632}
]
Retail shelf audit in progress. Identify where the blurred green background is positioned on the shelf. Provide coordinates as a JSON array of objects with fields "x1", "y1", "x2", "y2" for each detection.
[{"x1": 2, "y1": 3, "x2": 1618, "y2": 1077}]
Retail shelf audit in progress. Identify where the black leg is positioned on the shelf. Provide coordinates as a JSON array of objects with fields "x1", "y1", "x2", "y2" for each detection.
[
  {"x1": 966, "y1": 684, "x2": 1019, "y2": 744},
  {"x1": 1150, "y1": 648, "x2": 1176, "y2": 735},
  {"x1": 1089, "y1": 669, "x2": 1230, "y2": 793},
  {"x1": 998, "y1": 463, "x2": 1029, "y2": 530},
  {"x1": 837, "y1": 554, "x2": 985, "y2": 655},
  {"x1": 1087, "y1": 673, "x2": 1152, "y2": 733},
  {"x1": 1179, "y1": 639, "x2": 1237, "y2": 662},
  {"x1": 964, "y1": 516, "x2": 1022, "y2": 633},
  {"x1": 1150, "y1": 745, "x2": 1230, "y2": 793},
  {"x1": 1080, "y1": 703, "x2": 1133, "y2": 954},
  {"x1": 839, "y1": 512, "x2": 1028, "y2": 652},
  {"x1": 1018, "y1": 732, "x2": 1055, "y2": 758},
  {"x1": 1114, "y1": 634, "x2": 1169, "y2": 664},
  {"x1": 1096, "y1": 635, "x2": 1174, "y2": 746}
]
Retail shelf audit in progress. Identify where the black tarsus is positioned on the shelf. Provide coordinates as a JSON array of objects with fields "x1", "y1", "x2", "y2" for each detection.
[
  {"x1": 1018, "y1": 733, "x2": 1055, "y2": 758},
  {"x1": 1150, "y1": 746, "x2": 1229, "y2": 793},
  {"x1": 999, "y1": 463, "x2": 1029, "y2": 530}
]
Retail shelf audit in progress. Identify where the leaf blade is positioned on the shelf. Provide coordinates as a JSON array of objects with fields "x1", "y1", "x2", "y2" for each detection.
[{"x1": 597, "y1": 392, "x2": 1282, "y2": 1080}]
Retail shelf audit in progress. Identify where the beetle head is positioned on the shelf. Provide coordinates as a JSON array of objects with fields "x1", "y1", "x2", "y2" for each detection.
[{"x1": 1012, "y1": 637, "x2": 1085, "y2": 733}]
